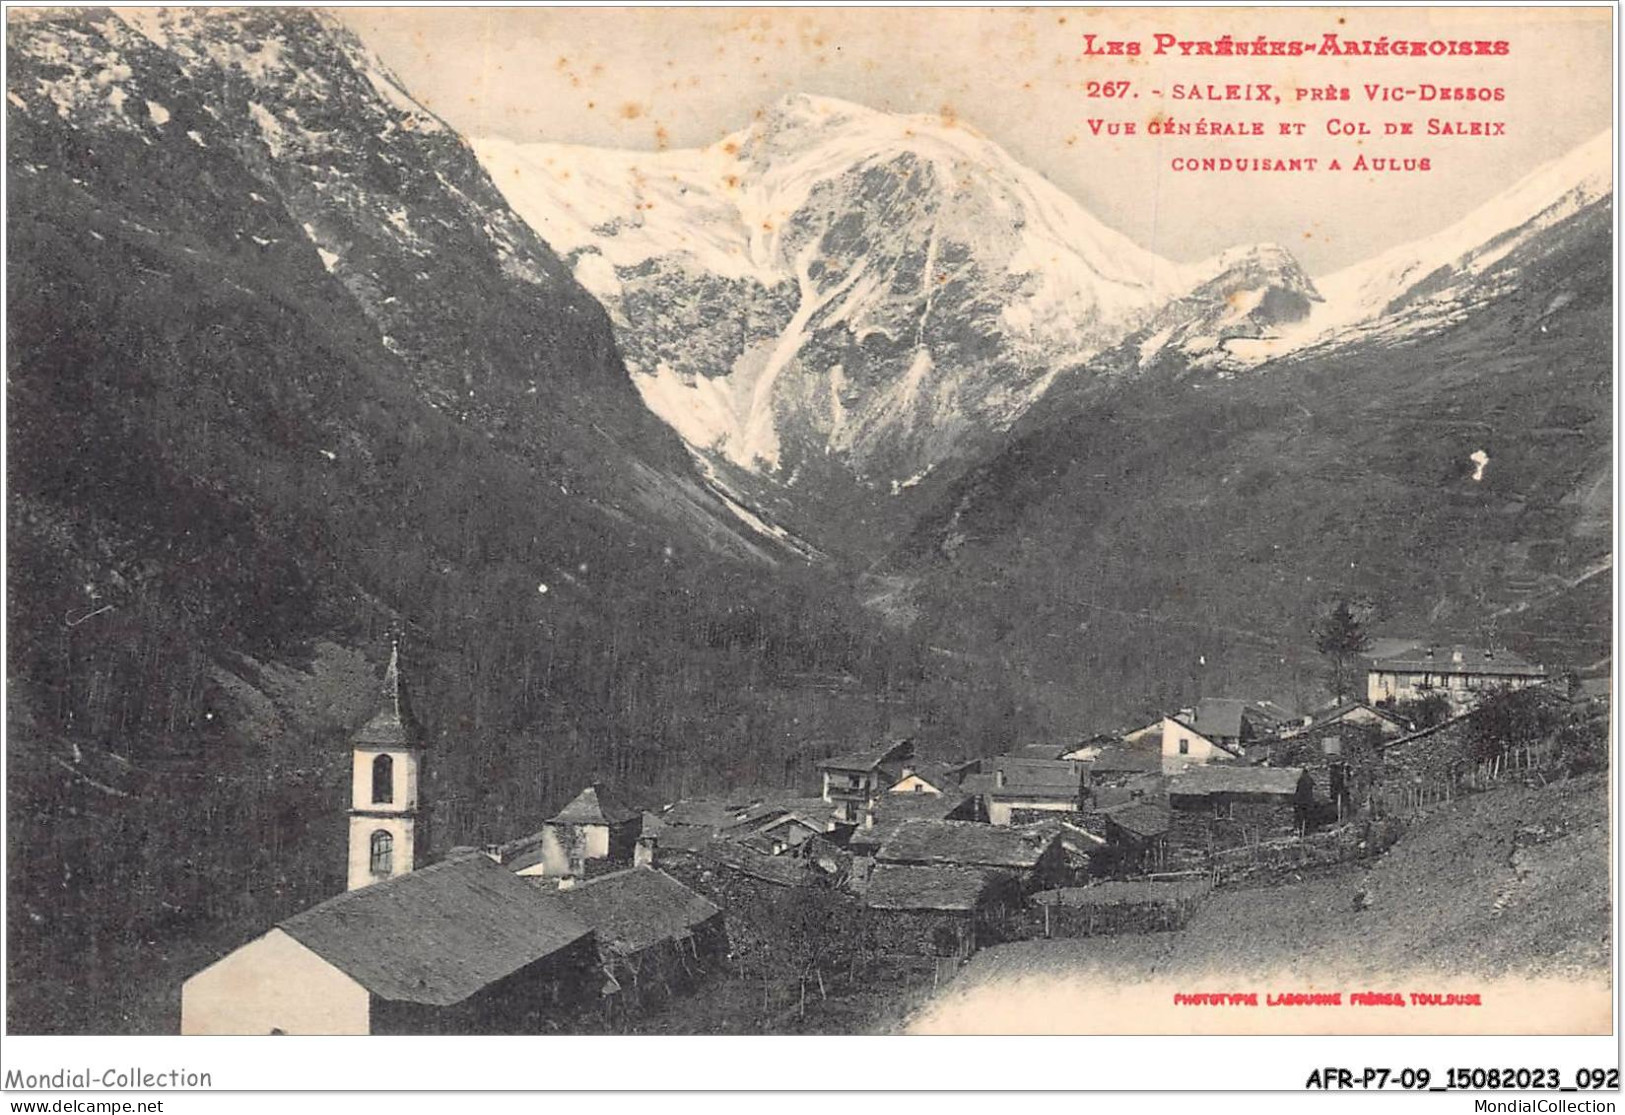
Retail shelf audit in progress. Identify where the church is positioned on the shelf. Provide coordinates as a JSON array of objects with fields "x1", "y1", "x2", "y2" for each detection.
[{"x1": 179, "y1": 642, "x2": 698, "y2": 1035}]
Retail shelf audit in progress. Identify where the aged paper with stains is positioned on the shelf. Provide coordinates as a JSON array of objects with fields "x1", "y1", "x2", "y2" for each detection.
[{"x1": 4, "y1": 3, "x2": 1612, "y2": 1064}]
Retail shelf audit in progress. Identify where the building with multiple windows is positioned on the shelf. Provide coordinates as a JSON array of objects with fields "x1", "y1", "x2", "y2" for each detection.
[
  {"x1": 816, "y1": 739, "x2": 914, "y2": 823},
  {"x1": 1366, "y1": 644, "x2": 1546, "y2": 712}
]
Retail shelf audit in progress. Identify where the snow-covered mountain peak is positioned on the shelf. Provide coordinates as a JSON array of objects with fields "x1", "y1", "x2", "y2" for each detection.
[{"x1": 477, "y1": 93, "x2": 1219, "y2": 480}]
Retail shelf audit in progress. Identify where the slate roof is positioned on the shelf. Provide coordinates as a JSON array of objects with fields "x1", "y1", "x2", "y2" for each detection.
[
  {"x1": 986, "y1": 758, "x2": 1084, "y2": 799},
  {"x1": 959, "y1": 773, "x2": 1000, "y2": 795},
  {"x1": 658, "y1": 799, "x2": 748, "y2": 830},
  {"x1": 653, "y1": 824, "x2": 715, "y2": 854},
  {"x1": 557, "y1": 868, "x2": 720, "y2": 956},
  {"x1": 753, "y1": 812, "x2": 828, "y2": 837},
  {"x1": 701, "y1": 841, "x2": 811, "y2": 886},
  {"x1": 1168, "y1": 765, "x2": 1307, "y2": 798},
  {"x1": 891, "y1": 760, "x2": 965, "y2": 793},
  {"x1": 1374, "y1": 713, "x2": 1474, "y2": 753},
  {"x1": 279, "y1": 854, "x2": 590, "y2": 1007},
  {"x1": 853, "y1": 793, "x2": 975, "y2": 849},
  {"x1": 1366, "y1": 637, "x2": 1425, "y2": 661},
  {"x1": 499, "y1": 835, "x2": 549, "y2": 874},
  {"x1": 352, "y1": 644, "x2": 421, "y2": 748},
  {"x1": 1191, "y1": 699, "x2": 1249, "y2": 740},
  {"x1": 1292, "y1": 701, "x2": 1409, "y2": 736},
  {"x1": 1371, "y1": 645, "x2": 1545, "y2": 678},
  {"x1": 549, "y1": 784, "x2": 639, "y2": 826},
  {"x1": 1001, "y1": 743, "x2": 1071, "y2": 762},
  {"x1": 817, "y1": 740, "x2": 912, "y2": 772},
  {"x1": 726, "y1": 797, "x2": 835, "y2": 833},
  {"x1": 1252, "y1": 700, "x2": 1295, "y2": 723},
  {"x1": 1087, "y1": 772, "x2": 1167, "y2": 809},
  {"x1": 877, "y1": 820, "x2": 1056, "y2": 870},
  {"x1": 1090, "y1": 746, "x2": 1162, "y2": 774},
  {"x1": 1103, "y1": 801, "x2": 1172, "y2": 839},
  {"x1": 863, "y1": 865, "x2": 1003, "y2": 912}
]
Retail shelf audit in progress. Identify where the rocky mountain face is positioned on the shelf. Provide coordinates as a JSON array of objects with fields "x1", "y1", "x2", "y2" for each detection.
[
  {"x1": 477, "y1": 95, "x2": 1212, "y2": 495},
  {"x1": 1126, "y1": 243, "x2": 1322, "y2": 369},
  {"x1": 482, "y1": 106, "x2": 1610, "y2": 523},
  {"x1": 8, "y1": 7, "x2": 786, "y2": 548}
]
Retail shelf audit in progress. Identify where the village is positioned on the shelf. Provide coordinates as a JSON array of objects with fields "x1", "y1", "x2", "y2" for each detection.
[{"x1": 178, "y1": 638, "x2": 1604, "y2": 1035}]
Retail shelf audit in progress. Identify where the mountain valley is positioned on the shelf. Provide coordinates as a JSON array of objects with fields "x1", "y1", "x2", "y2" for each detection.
[{"x1": 4, "y1": 9, "x2": 1612, "y2": 1035}]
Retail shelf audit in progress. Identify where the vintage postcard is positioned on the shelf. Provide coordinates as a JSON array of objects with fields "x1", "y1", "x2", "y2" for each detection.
[{"x1": 2, "y1": 1, "x2": 1616, "y2": 1092}]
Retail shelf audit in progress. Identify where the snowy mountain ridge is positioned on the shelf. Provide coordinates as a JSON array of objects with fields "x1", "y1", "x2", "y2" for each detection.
[
  {"x1": 477, "y1": 95, "x2": 1611, "y2": 488},
  {"x1": 477, "y1": 94, "x2": 1211, "y2": 481},
  {"x1": 1228, "y1": 128, "x2": 1614, "y2": 363}
]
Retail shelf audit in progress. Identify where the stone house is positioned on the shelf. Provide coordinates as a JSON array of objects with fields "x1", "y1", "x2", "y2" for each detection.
[
  {"x1": 848, "y1": 791, "x2": 980, "y2": 858},
  {"x1": 1265, "y1": 720, "x2": 1391, "y2": 820},
  {"x1": 861, "y1": 864, "x2": 1020, "y2": 959},
  {"x1": 1282, "y1": 700, "x2": 1410, "y2": 741},
  {"x1": 876, "y1": 819, "x2": 1070, "y2": 892},
  {"x1": 1101, "y1": 801, "x2": 1172, "y2": 875},
  {"x1": 1166, "y1": 766, "x2": 1314, "y2": 865},
  {"x1": 974, "y1": 757, "x2": 1087, "y2": 825},
  {"x1": 557, "y1": 866, "x2": 727, "y2": 1021}
]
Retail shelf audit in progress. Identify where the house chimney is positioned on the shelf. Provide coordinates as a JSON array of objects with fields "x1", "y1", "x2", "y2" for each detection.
[
  {"x1": 1452, "y1": 649, "x2": 1463, "y2": 664},
  {"x1": 1424, "y1": 647, "x2": 1435, "y2": 659}
]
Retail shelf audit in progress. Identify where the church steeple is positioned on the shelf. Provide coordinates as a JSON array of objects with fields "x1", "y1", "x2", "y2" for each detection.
[{"x1": 346, "y1": 639, "x2": 428, "y2": 891}]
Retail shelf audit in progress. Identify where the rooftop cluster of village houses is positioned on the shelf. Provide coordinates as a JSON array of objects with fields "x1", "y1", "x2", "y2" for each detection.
[{"x1": 180, "y1": 640, "x2": 1560, "y2": 1035}]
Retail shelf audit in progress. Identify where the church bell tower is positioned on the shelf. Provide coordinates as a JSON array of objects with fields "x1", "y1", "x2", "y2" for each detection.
[{"x1": 347, "y1": 640, "x2": 428, "y2": 891}]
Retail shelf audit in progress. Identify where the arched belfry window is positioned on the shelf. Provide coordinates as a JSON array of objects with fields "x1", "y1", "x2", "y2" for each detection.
[
  {"x1": 370, "y1": 830, "x2": 394, "y2": 876},
  {"x1": 371, "y1": 754, "x2": 394, "y2": 805}
]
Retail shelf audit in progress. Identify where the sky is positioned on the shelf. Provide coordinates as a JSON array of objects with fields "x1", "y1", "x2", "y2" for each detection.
[{"x1": 344, "y1": 6, "x2": 1613, "y2": 275}]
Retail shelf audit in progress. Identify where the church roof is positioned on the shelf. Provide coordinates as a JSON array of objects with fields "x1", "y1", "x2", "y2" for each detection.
[
  {"x1": 352, "y1": 642, "x2": 422, "y2": 748},
  {"x1": 279, "y1": 853, "x2": 590, "y2": 1007},
  {"x1": 549, "y1": 784, "x2": 639, "y2": 826}
]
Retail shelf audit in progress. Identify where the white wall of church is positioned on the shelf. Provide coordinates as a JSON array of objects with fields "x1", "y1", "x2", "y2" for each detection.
[
  {"x1": 181, "y1": 929, "x2": 370, "y2": 1035},
  {"x1": 350, "y1": 749, "x2": 418, "y2": 812},
  {"x1": 348, "y1": 813, "x2": 416, "y2": 891}
]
